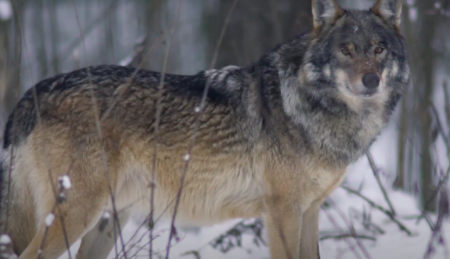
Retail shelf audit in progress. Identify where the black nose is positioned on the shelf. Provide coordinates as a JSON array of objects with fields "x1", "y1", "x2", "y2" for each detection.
[{"x1": 362, "y1": 73, "x2": 380, "y2": 89}]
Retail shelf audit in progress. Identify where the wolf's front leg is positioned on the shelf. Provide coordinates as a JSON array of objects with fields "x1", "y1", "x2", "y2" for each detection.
[
  {"x1": 263, "y1": 195, "x2": 303, "y2": 259},
  {"x1": 300, "y1": 203, "x2": 321, "y2": 258}
]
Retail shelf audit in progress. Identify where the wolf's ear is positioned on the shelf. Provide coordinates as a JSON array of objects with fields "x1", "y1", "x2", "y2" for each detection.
[
  {"x1": 372, "y1": 0, "x2": 403, "y2": 31},
  {"x1": 312, "y1": 0, "x2": 344, "y2": 32}
]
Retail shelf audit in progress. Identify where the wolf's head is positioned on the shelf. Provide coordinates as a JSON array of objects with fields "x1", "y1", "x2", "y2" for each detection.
[
  {"x1": 300, "y1": 0, "x2": 410, "y2": 113},
  {"x1": 276, "y1": 0, "x2": 410, "y2": 164}
]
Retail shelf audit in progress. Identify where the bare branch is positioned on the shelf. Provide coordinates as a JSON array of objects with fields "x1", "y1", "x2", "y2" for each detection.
[
  {"x1": 341, "y1": 186, "x2": 412, "y2": 236},
  {"x1": 366, "y1": 152, "x2": 396, "y2": 216}
]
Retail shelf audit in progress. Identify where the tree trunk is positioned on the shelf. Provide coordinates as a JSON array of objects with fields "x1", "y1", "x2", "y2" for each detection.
[{"x1": 415, "y1": 0, "x2": 438, "y2": 212}]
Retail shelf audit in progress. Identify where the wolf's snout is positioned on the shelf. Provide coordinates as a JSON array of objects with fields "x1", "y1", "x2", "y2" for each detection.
[{"x1": 362, "y1": 73, "x2": 380, "y2": 89}]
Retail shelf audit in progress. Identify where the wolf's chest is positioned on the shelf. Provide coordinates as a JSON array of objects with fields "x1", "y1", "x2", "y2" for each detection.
[{"x1": 300, "y1": 165, "x2": 348, "y2": 206}]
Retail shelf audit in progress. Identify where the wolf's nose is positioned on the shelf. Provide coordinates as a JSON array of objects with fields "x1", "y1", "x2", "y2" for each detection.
[{"x1": 362, "y1": 73, "x2": 380, "y2": 89}]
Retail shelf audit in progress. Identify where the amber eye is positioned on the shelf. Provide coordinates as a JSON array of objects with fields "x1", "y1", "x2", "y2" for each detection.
[
  {"x1": 341, "y1": 47, "x2": 351, "y2": 56},
  {"x1": 374, "y1": 46, "x2": 384, "y2": 54}
]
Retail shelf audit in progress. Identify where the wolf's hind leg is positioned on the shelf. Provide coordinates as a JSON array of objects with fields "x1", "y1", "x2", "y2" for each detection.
[
  {"x1": 75, "y1": 208, "x2": 131, "y2": 259},
  {"x1": 6, "y1": 191, "x2": 36, "y2": 255},
  {"x1": 1, "y1": 159, "x2": 37, "y2": 255},
  {"x1": 17, "y1": 192, "x2": 110, "y2": 259}
]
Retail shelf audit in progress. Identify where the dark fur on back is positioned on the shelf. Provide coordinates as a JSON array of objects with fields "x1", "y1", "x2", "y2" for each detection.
[{"x1": 3, "y1": 66, "x2": 235, "y2": 149}]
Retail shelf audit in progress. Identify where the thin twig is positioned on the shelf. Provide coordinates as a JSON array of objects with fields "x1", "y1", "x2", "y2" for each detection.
[
  {"x1": 416, "y1": 103, "x2": 450, "y2": 224},
  {"x1": 366, "y1": 152, "x2": 396, "y2": 216},
  {"x1": 164, "y1": 1, "x2": 240, "y2": 258},
  {"x1": 10, "y1": 2, "x2": 73, "y2": 257},
  {"x1": 430, "y1": 104, "x2": 450, "y2": 145},
  {"x1": 37, "y1": 204, "x2": 57, "y2": 259},
  {"x1": 2, "y1": 0, "x2": 23, "y2": 234},
  {"x1": 328, "y1": 198, "x2": 372, "y2": 259},
  {"x1": 23, "y1": 0, "x2": 123, "y2": 73},
  {"x1": 69, "y1": 1, "x2": 128, "y2": 258},
  {"x1": 320, "y1": 233, "x2": 376, "y2": 241},
  {"x1": 416, "y1": 166, "x2": 450, "y2": 225},
  {"x1": 341, "y1": 186, "x2": 412, "y2": 236},
  {"x1": 99, "y1": 32, "x2": 165, "y2": 124},
  {"x1": 423, "y1": 189, "x2": 449, "y2": 259},
  {"x1": 150, "y1": 0, "x2": 185, "y2": 258},
  {"x1": 321, "y1": 207, "x2": 363, "y2": 259}
]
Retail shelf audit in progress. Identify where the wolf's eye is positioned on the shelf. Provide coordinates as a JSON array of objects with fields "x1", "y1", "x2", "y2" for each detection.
[
  {"x1": 341, "y1": 47, "x2": 351, "y2": 56},
  {"x1": 374, "y1": 47, "x2": 384, "y2": 54}
]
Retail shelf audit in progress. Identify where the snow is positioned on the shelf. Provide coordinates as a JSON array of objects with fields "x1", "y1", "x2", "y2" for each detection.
[
  {"x1": 0, "y1": 0, "x2": 12, "y2": 21},
  {"x1": 0, "y1": 234, "x2": 11, "y2": 245},
  {"x1": 58, "y1": 175, "x2": 72, "y2": 190},
  {"x1": 102, "y1": 211, "x2": 111, "y2": 219},
  {"x1": 119, "y1": 55, "x2": 134, "y2": 67},
  {"x1": 409, "y1": 8, "x2": 418, "y2": 22},
  {"x1": 45, "y1": 213, "x2": 55, "y2": 227}
]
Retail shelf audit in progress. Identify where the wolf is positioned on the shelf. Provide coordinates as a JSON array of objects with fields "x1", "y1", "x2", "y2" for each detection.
[{"x1": 0, "y1": 0, "x2": 409, "y2": 258}]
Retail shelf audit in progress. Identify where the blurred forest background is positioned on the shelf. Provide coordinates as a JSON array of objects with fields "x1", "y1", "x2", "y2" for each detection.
[{"x1": 0, "y1": 0, "x2": 450, "y2": 257}]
